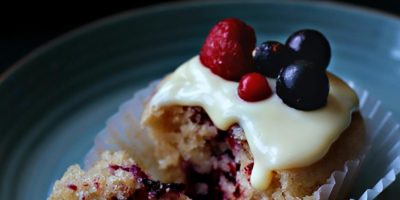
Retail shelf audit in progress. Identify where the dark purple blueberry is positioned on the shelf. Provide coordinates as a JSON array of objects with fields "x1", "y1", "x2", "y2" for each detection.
[
  {"x1": 286, "y1": 29, "x2": 331, "y2": 69},
  {"x1": 254, "y1": 41, "x2": 294, "y2": 78},
  {"x1": 276, "y1": 60, "x2": 329, "y2": 110}
]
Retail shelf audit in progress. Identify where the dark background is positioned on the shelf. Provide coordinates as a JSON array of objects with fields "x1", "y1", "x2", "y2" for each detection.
[{"x1": 1, "y1": 0, "x2": 399, "y2": 75}]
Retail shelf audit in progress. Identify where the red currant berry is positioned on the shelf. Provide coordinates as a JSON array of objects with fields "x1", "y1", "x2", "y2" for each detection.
[{"x1": 238, "y1": 73, "x2": 272, "y2": 102}]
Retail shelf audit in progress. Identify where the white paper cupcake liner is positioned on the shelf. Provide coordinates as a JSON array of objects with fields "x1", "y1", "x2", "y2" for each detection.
[
  {"x1": 85, "y1": 80, "x2": 400, "y2": 200},
  {"x1": 348, "y1": 84, "x2": 400, "y2": 200},
  {"x1": 313, "y1": 159, "x2": 362, "y2": 200},
  {"x1": 85, "y1": 81, "x2": 161, "y2": 177}
]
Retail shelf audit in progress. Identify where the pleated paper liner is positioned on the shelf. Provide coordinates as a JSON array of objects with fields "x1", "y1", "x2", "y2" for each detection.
[
  {"x1": 348, "y1": 83, "x2": 400, "y2": 200},
  {"x1": 85, "y1": 80, "x2": 399, "y2": 199}
]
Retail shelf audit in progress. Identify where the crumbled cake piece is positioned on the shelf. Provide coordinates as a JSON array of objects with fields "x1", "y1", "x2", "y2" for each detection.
[{"x1": 48, "y1": 151, "x2": 188, "y2": 200}]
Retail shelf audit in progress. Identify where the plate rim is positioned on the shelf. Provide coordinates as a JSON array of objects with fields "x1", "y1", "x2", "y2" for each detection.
[
  {"x1": 1, "y1": 1, "x2": 400, "y2": 198},
  {"x1": 1, "y1": 0, "x2": 400, "y2": 84}
]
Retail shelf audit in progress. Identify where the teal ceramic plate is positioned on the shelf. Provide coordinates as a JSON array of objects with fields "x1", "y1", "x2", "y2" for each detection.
[{"x1": 1, "y1": 1, "x2": 400, "y2": 199}]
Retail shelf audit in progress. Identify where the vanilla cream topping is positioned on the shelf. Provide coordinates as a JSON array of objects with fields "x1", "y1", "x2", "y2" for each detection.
[{"x1": 147, "y1": 56, "x2": 359, "y2": 190}]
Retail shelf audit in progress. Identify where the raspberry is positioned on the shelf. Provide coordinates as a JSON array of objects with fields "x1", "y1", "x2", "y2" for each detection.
[
  {"x1": 238, "y1": 73, "x2": 272, "y2": 102},
  {"x1": 200, "y1": 18, "x2": 256, "y2": 81}
]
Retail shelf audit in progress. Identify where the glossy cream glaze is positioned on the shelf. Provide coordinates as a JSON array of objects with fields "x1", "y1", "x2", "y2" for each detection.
[{"x1": 147, "y1": 56, "x2": 359, "y2": 190}]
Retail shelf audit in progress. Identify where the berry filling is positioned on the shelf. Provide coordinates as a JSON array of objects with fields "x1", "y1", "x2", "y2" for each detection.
[
  {"x1": 67, "y1": 184, "x2": 78, "y2": 191},
  {"x1": 169, "y1": 107, "x2": 254, "y2": 200},
  {"x1": 108, "y1": 164, "x2": 185, "y2": 199}
]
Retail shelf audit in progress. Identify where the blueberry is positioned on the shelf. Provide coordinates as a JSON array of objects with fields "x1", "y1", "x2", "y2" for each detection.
[
  {"x1": 254, "y1": 41, "x2": 294, "y2": 78},
  {"x1": 276, "y1": 60, "x2": 329, "y2": 110},
  {"x1": 286, "y1": 29, "x2": 331, "y2": 69}
]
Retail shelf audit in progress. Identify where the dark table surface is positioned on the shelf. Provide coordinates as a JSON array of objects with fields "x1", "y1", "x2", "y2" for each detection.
[{"x1": 1, "y1": 0, "x2": 399, "y2": 75}]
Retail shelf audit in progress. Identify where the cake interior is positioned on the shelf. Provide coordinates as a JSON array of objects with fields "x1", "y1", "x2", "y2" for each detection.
[{"x1": 143, "y1": 106, "x2": 365, "y2": 200}]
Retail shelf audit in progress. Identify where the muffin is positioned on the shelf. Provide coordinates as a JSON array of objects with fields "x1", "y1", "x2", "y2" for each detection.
[
  {"x1": 48, "y1": 18, "x2": 366, "y2": 200},
  {"x1": 140, "y1": 19, "x2": 365, "y2": 199},
  {"x1": 140, "y1": 58, "x2": 365, "y2": 199}
]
